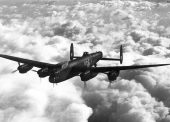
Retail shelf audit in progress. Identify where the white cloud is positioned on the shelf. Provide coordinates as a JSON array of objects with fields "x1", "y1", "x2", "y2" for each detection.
[{"x1": 0, "y1": 0, "x2": 170, "y2": 122}]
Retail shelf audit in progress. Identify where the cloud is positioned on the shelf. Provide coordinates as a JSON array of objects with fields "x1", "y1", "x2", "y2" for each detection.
[
  {"x1": 0, "y1": 74, "x2": 92, "y2": 122},
  {"x1": 0, "y1": 0, "x2": 170, "y2": 122},
  {"x1": 82, "y1": 79, "x2": 169, "y2": 122}
]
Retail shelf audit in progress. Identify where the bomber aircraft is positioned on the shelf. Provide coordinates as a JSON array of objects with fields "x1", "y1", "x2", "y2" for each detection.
[{"x1": 0, "y1": 43, "x2": 169, "y2": 88}]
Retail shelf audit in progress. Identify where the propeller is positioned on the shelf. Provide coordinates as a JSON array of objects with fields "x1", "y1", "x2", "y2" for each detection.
[
  {"x1": 11, "y1": 69, "x2": 18, "y2": 73},
  {"x1": 31, "y1": 70, "x2": 42, "y2": 83},
  {"x1": 83, "y1": 81, "x2": 87, "y2": 89},
  {"x1": 31, "y1": 69, "x2": 38, "y2": 72},
  {"x1": 108, "y1": 81, "x2": 112, "y2": 88},
  {"x1": 11, "y1": 62, "x2": 21, "y2": 73},
  {"x1": 31, "y1": 70, "x2": 43, "y2": 83},
  {"x1": 40, "y1": 78, "x2": 42, "y2": 83},
  {"x1": 52, "y1": 83, "x2": 58, "y2": 87}
]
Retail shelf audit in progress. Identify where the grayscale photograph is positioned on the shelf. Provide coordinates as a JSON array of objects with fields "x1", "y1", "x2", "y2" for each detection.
[{"x1": 0, "y1": 0, "x2": 170, "y2": 122}]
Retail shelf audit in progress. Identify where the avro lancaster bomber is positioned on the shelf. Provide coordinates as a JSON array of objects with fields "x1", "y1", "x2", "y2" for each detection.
[{"x1": 0, "y1": 43, "x2": 169, "y2": 87}]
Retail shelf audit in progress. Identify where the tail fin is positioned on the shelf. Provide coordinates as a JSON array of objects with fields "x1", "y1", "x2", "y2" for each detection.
[
  {"x1": 70, "y1": 43, "x2": 74, "y2": 60},
  {"x1": 70, "y1": 43, "x2": 81, "y2": 60},
  {"x1": 101, "y1": 45, "x2": 123, "y2": 64},
  {"x1": 120, "y1": 45, "x2": 123, "y2": 64}
]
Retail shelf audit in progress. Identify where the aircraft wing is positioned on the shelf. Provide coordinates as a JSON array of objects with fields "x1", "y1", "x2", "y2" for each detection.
[
  {"x1": 0, "y1": 54, "x2": 56, "y2": 68},
  {"x1": 90, "y1": 64, "x2": 170, "y2": 73}
]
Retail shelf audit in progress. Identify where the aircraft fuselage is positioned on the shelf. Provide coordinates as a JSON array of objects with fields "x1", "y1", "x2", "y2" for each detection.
[{"x1": 49, "y1": 51, "x2": 103, "y2": 83}]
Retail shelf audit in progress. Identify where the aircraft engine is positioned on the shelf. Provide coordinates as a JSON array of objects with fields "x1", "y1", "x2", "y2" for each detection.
[
  {"x1": 107, "y1": 70, "x2": 119, "y2": 81},
  {"x1": 49, "y1": 73, "x2": 63, "y2": 83},
  {"x1": 80, "y1": 71, "x2": 98, "y2": 81},
  {"x1": 49, "y1": 74, "x2": 56, "y2": 83},
  {"x1": 18, "y1": 64, "x2": 33, "y2": 73},
  {"x1": 37, "y1": 68, "x2": 51, "y2": 78}
]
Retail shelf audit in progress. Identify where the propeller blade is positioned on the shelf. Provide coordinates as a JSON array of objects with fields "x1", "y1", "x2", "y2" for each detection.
[
  {"x1": 11, "y1": 69, "x2": 18, "y2": 73},
  {"x1": 84, "y1": 82, "x2": 87, "y2": 89},
  {"x1": 108, "y1": 82, "x2": 112, "y2": 88},
  {"x1": 31, "y1": 70, "x2": 37, "y2": 72}
]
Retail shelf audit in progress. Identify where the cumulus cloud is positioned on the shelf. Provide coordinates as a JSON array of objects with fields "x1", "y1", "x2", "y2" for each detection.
[
  {"x1": 0, "y1": 0, "x2": 170, "y2": 122},
  {"x1": 0, "y1": 73, "x2": 92, "y2": 122}
]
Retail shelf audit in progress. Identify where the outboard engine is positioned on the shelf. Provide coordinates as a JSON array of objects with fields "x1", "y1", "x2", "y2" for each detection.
[
  {"x1": 17, "y1": 64, "x2": 33, "y2": 73},
  {"x1": 107, "y1": 70, "x2": 119, "y2": 81}
]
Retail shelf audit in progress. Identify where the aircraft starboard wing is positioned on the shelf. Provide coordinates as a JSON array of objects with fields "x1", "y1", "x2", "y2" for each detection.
[
  {"x1": 0, "y1": 54, "x2": 56, "y2": 68},
  {"x1": 90, "y1": 64, "x2": 170, "y2": 73}
]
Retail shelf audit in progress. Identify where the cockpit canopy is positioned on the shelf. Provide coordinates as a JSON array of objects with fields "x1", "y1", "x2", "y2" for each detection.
[{"x1": 83, "y1": 52, "x2": 89, "y2": 57}]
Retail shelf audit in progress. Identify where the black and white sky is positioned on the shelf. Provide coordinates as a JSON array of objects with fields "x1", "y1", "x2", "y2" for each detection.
[{"x1": 0, "y1": 0, "x2": 170, "y2": 122}]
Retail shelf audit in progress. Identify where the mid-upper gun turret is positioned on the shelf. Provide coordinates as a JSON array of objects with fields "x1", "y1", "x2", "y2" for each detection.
[{"x1": 83, "y1": 52, "x2": 89, "y2": 57}]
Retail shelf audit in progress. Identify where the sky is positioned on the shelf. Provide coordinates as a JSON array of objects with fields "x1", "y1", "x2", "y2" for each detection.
[{"x1": 1, "y1": 0, "x2": 170, "y2": 122}]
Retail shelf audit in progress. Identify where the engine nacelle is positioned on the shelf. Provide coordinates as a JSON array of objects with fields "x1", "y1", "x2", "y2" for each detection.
[
  {"x1": 107, "y1": 70, "x2": 119, "y2": 81},
  {"x1": 18, "y1": 64, "x2": 33, "y2": 73},
  {"x1": 49, "y1": 68, "x2": 69, "y2": 83},
  {"x1": 80, "y1": 71, "x2": 98, "y2": 81},
  {"x1": 49, "y1": 73, "x2": 63, "y2": 83},
  {"x1": 49, "y1": 74, "x2": 56, "y2": 83},
  {"x1": 37, "y1": 68, "x2": 51, "y2": 78}
]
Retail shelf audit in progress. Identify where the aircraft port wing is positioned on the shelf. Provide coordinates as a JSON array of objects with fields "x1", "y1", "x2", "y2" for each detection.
[{"x1": 0, "y1": 54, "x2": 56, "y2": 68}]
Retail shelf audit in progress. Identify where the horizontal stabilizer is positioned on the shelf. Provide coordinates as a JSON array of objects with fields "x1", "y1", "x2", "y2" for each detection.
[
  {"x1": 101, "y1": 45, "x2": 123, "y2": 64},
  {"x1": 74, "y1": 56, "x2": 81, "y2": 58},
  {"x1": 101, "y1": 58, "x2": 120, "y2": 61}
]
